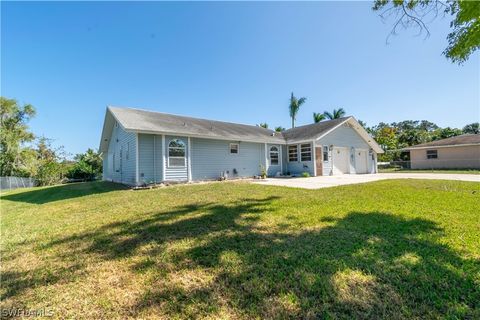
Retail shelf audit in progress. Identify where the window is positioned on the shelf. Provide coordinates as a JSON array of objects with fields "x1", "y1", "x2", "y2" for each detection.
[
  {"x1": 270, "y1": 146, "x2": 279, "y2": 165},
  {"x1": 168, "y1": 139, "x2": 186, "y2": 167},
  {"x1": 288, "y1": 145, "x2": 298, "y2": 162},
  {"x1": 300, "y1": 143, "x2": 312, "y2": 161},
  {"x1": 230, "y1": 143, "x2": 239, "y2": 154},
  {"x1": 323, "y1": 146, "x2": 329, "y2": 162},
  {"x1": 426, "y1": 149, "x2": 438, "y2": 159}
]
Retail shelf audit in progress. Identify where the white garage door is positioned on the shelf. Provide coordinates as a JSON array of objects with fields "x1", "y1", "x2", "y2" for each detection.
[
  {"x1": 355, "y1": 150, "x2": 368, "y2": 174},
  {"x1": 333, "y1": 147, "x2": 349, "y2": 174}
]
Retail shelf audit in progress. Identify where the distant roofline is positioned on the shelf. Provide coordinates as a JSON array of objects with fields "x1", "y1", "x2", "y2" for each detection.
[{"x1": 402, "y1": 134, "x2": 480, "y2": 150}]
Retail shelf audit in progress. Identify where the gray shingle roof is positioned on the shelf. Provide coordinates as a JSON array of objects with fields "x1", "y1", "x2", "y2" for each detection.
[
  {"x1": 109, "y1": 106, "x2": 285, "y2": 143},
  {"x1": 281, "y1": 117, "x2": 351, "y2": 143},
  {"x1": 109, "y1": 107, "x2": 356, "y2": 144},
  {"x1": 404, "y1": 134, "x2": 480, "y2": 149}
]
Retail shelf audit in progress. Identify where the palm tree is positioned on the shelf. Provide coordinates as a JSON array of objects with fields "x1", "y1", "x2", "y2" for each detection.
[
  {"x1": 275, "y1": 126, "x2": 285, "y2": 132},
  {"x1": 289, "y1": 92, "x2": 306, "y2": 128},
  {"x1": 313, "y1": 112, "x2": 326, "y2": 123},
  {"x1": 323, "y1": 108, "x2": 346, "y2": 120},
  {"x1": 258, "y1": 122, "x2": 268, "y2": 129}
]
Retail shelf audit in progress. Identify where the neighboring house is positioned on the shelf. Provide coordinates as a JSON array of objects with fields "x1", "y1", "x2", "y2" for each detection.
[
  {"x1": 403, "y1": 134, "x2": 480, "y2": 170},
  {"x1": 99, "y1": 106, "x2": 383, "y2": 186}
]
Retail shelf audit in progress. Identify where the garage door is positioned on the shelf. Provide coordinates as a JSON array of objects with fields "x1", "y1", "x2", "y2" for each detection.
[
  {"x1": 333, "y1": 147, "x2": 349, "y2": 174},
  {"x1": 355, "y1": 150, "x2": 368, "y2": 174}
]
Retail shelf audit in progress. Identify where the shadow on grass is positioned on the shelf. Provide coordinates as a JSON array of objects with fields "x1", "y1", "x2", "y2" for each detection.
[
  {"x1": 1, "y1": 181, "x2": 128, "y2": 204},
  {"x1": 3, "y1": 195, "x2": 479, "y2": 318}
]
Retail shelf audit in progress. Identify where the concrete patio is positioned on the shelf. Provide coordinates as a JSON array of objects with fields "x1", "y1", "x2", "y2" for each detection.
[{"x1": 252, "y1": 173, "x2": 480, "y2": 189}]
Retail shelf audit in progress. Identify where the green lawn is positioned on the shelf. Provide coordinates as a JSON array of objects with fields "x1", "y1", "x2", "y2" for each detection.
[
  {"x1": 1, "y1": 180, "x2": 479, "y2": 319},
  {"x1": 379, "y1": 168, "x2": 480, "y2": 174}
]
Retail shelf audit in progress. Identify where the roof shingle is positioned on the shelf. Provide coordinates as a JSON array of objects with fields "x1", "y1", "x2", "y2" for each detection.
[{"x1": 404, "y1": 134, "x2": 480, "y2": 149}]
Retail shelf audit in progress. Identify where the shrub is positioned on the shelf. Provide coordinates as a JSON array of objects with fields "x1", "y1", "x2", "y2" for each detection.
[{"x1": 301, "y1": 172, "x2": 310, "y2": 178}]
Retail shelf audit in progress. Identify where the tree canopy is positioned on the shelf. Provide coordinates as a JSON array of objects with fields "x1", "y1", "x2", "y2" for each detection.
[
  {"x1": 313, "y1": 112, "x2": 326, "y2": 123},
  {"x1": 324, "y1": 108, "x2": 346, "y2": 120},
  {"x1": 0, "y1": 97, "x2": 36, "y2": 176},
  {"x1": 373, "y1": 0, "x2": 480, "y2": 64},
  {"x1": 289, "y1": 93, "x2": 307, "y2": 128}
]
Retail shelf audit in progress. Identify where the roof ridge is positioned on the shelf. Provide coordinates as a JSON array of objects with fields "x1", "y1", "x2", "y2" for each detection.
[{"x1": 108, "y1": 105, "x2": 276, "y2": 133}]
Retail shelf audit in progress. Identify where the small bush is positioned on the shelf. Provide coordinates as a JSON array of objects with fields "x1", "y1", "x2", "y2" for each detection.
[{"x1": 301, "y1": 172, "x2": 310, "y2": 178}]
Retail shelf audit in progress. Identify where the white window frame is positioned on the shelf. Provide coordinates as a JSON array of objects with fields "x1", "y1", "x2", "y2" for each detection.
[
  {"x1": 288, "y1": 145, "x2": 298, "y2": 162},
  {"x1": 168, "y1": 139, "x2": 186, "y2": 167},
  {"x1": 426, "y1": 149, "x2": 438, "y2": 159},
  {"x1": 229, "y1": 143, "x2": 239, "y2": 154},
  {"x1": 323, "y1": 145, "x2": 329, "y2": 162},
  {"x1": 269, "y1": 146, "x2": 279, "y2": 166},
  {"x1": 300, "y1": 143, "x2": 312, "y2": 162}
]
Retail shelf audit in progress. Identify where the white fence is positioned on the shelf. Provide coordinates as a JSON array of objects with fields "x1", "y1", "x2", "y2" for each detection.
[{"x1": 0, "y1": 176, "x2": 36, "y2": 191}]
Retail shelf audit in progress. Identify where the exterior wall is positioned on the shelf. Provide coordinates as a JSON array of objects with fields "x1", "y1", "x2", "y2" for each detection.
[
  {"x1": 165, "y1": 135, "x2": 189, "y2": 181},
  {"x1": 103, "y1": 123, "x2": 137, "y2": 185},
  {"x1": 138, "y1": 134, "x2": 163, "y2": 184},
  {"x1": 410, "y1": 145, "x2": 480, "y2": 169},
  {"x1": 286, "y1": 142, "x2": 315, "y2": 177},
  {"x1": 191, "y1": 138, "x2": 264, "y2": 180},
  {"x1": 267, "y1": 144, "x2": 283, "y2": 177},
  {"x1": 317, "y1": 124, "x2": 376, "y2": 175}
]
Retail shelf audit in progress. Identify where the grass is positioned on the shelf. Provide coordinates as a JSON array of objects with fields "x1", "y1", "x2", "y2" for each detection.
[
  {"x1": 379, "y1": 168, "x2": 480, "y2": 174},
  {"x1": 1, "y1": 180, "x2": 479, "y2": 319}
]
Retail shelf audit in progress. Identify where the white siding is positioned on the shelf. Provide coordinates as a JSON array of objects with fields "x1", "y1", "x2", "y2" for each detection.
[
  {"x1": 286, "y1": 143, "x2": 315, "y2": 176},
  {"x1": 317, "y1": 123, "x2": 376, "y2": 175},
  {"x1": 104, "y1": 123, "x2": 137, "y2": 185},
  {"x1": 191, "y1": 138, "x2": 263, "y2": 180},
  {"x1": 165, "y1": 136, "x2": 188, "y2": 181}
]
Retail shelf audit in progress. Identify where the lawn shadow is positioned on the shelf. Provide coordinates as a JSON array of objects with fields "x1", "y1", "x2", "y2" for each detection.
[
  {"x1": 131, "y1": 212, "x2": 480, "y2": 318},
  {"x1": 4, "y1": 195, "x2": 479, "y2": 318},
  {"x1": 1, "y1": 181, "x2": 128, "y2": 204}
]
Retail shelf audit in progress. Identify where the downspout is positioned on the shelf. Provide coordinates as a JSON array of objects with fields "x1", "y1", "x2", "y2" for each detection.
[
  {"x1": 329, "y1": 145, "x2": 334, "y2": 176},
  {"x1": 135, "y1": 133, "x2": 139, "y2": 186},
  {"x1": 161, "y1": 135, "x2": 166, "y2": 182},
  {"x1": 187, "y1": 137, "x2": 192, "y2": 182}
]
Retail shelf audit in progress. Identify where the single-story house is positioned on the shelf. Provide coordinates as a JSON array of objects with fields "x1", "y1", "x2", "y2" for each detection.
[
  {"x1": 99, "y1": 106, "x2": 383, "y2": 186},
  {"x1": 403, "y1": 134, "x2": 480, "y2": 169}
]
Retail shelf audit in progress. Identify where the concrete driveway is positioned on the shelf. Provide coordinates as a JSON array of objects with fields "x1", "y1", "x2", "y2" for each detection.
[{"x1": 253, "y1": 173, "x2": 480, "y2": 189}]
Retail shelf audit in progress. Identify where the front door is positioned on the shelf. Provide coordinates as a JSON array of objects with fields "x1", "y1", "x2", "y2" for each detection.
[{"x1": 315, "y1": 147, "x2": 323, "y2": 176}]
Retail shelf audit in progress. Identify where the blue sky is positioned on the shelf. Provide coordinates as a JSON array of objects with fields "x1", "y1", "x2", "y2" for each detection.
[{"x1": 2, "y1": 1, "x2": 479, "y2": 155}]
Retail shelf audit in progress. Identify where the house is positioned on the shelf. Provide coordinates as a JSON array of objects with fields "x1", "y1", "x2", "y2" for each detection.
[
  {"x1": 403, "y1": 134, "x2": 480, "y2": 169},
  {"x1": 99, "y1": 106, "x2": 383, "y2": 186}
]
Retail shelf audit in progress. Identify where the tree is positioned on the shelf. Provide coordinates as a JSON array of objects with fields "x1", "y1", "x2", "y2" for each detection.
[
  {"x1": 274, "y1": 126, "x2": 286, "y2": 132},
  {"x1": 373, "y1": 126, "x2": 398, "y2": 161},
  {"x1": 432, "y1": 127, "x2": 463, "y2": 140},
  {"x1": 373, "y1": 0, "x2": 480, "y2": 64},
  {"x1": 34, "y1": 137, "x2": 68, "y2": 186},
  {"x1": 0, "y1": 97, "x2": 36, "y2": 176},
  {"x1": 67, "y1": 148, "x2": 103, "y2": 181},
  {"x1": 289, "y1": 92, "x2": 307, "y2": 128},
  {"x1": 463, "y1": 122, "x2": 479, "y2": 134},
  {"x1": 323, "y1": 108, "x2": 346, "y2": 120},
  {"x1": 313, "y1": 112, "x2": 326, "y2": 123},
  {"x1": 258, "y1": 122, "x2": 269, "y2": 129}
]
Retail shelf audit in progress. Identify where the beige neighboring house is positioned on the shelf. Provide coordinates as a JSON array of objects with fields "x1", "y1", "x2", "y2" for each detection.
[{"x1": 403, "y1": 134, "x2": 480, "y2": 169}]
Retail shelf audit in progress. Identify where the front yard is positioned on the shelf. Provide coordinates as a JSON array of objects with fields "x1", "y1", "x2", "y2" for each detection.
[{"x1": 1, "y1": 180, "x2": 479, "y2": 319}]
